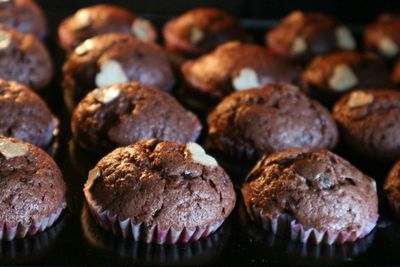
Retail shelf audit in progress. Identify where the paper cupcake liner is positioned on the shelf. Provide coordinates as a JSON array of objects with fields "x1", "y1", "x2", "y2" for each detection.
[
  {"x1": 84, "y1": 189, "x2": 224, "y2": 245},
  {"x1": 0, "y1": 201, "x2": 66, "y2": 241},
  {"x1": 247, "y1": 205, "x2": 378, "y2": 245}
]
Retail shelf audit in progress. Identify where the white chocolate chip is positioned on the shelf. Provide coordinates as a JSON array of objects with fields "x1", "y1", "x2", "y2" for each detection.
[
  {"x1": 185, "y1": 142, "x2": 218, "y2": 167},
  {"x1": 0, "y1": 140, "x2": 28, "y2": 159},
  {"x1": 347, "y1": 91, "x2": 374, "y2": 108},
  {"x1": 131, "y1": 18, "x2": 152, "y2": 41},
  {"x1": 92, "y1": 86, "x2": 121, "y2": 104},
  {"x1": 232, "y1": 68, "x2": 261, "y2": 91},
  {"x1": 291, "y1": 37, "x2": 307, "y2": 55},
  {"x1": 0, "y1": 30, "x2": 11, "y2": 50},
  {"x1": 378, "y1": 37, "x2": 399, "y2": 57},
  {"x1": 74, "y1": 9, "x2": 91, "y2": 30},
  {"x1": 86, "y1": 167, "x2": 100, "y2": 189},
  {"x1": 190, "y1": 26, "x2": 204, "y2": 44},
  {"x1": 335, "y1": 26, "x2": 356, "y2": 50},
  {"x1": 328, "y1": 64, "x2": 358, "y2": 91},
  {"x1": 95, "y1": 60, "x2": 128, "y2": 88},
  {"x1": 75, "y1": 39, "x2": 94, "y2": 56},
  {"x1": 371, "y1": 180, "x2": 377, "y2": 192}
]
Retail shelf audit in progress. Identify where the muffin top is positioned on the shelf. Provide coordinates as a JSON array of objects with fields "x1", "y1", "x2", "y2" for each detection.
[
  {"x1": 364, "y1": 14, "x2": 400, "y2": 60},
  {"x1": 63, "y1": 33, "x2": 175, "y2": 100},
  {"x1": 385, "y1": 160, "x2": 400, "y2": 206},
  {"x1": 72, "y1": 82, "x2": 202, "y2": 154},
  {"x1": 207, "y1": 84, "x2": 338, "y2": 160},
  {"x1": 182, "y1": 41, "x2": 301, "y2": 99},
  {"x1": 84, "y1": 139, "x2": 236, "y2": 230},
  {"x1": 58, "y1": 4, "x2": 156, "y2": 51},
  {"x1": 0, "y1": 79, "x2": 57, "y2": 149},
  {"x1": 0, "y1": 0, "x2": 47, "y2": 39},
  {"x1": 266, "y1": 11, "x2": 356, "y2": 63},
  {"x1": 302, "y1": 51, "x2": 391, "y2": 96},
  {"x1": 0, "y1": 136, "x2": 66, "y2": 226},
  {"x1": 0, "y1": 25, "x2": 53, "y2": 90},
  {"x1": 242, "y1": 148, "x2": 378, "y2": 232},
  {"x1": 163, "y1": 7, "x2": 249, "y2": 57},
  {"x1": 333, "y1": 89, "x2": 400, "y2": 161}
]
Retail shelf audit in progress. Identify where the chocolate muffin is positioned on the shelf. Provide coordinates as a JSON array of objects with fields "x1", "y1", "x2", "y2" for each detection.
[
  {"x1": 242, "y1": 148, "x2": 378, "y2": 244},
  {"x1": 333, "y1": 89, "x2": 400, "y2": 162},
  {"x1": 181, "y1": 41, "x2": 301, "y2": 109},
  {"x1": 391, "y1": 58, "x2": 400, "y2": 86},
  {"x1": 364, "y1": 14, "x2": 400, "y2": 60},
  {"x1": 163, "y1": 7, "x2": 250, "y2": 58},
  {"x1": 0, "y1": 25, "x2": 52, "y2": 91},
  {"x1": 266, "y1": 11, "x2": 356, "y2": 64},
  {"x1": 207, "y1": 84, "x2": 338, "y2": 161},
  {"x1": 83, "y1": 139, "x2": 236, "y2": 244},
  {"x1": 62, "y1": 33, "x2": 175, "y2": 110},
  {"x1": 0, "y1": 79, "x2": 58, "y2": 150},
  {"x1": 58, "y1": 4, "x2": 157, "y2": 51},
  {"x1": 72, "y1": 82, "x2": 202, "y2": 154},
  {"x1": 0, "y1": 136, "x2": 67, "y2": 240},
  {"x1": 0, "y1": 0, "x2": 47, "y2": 40},
  {"x1": 384, "y1": 160, "x2": 400, "y2": 218},
  {"x1": 302, "y1": 51, "x2": 392, "y2": 105}
]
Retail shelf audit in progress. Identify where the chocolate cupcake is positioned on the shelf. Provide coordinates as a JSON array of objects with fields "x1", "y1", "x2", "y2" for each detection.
[
  {"x1": 0, "y1": 25, "x2": 53, "y2": 91},
  {"x1": 266, "y1": 11, "x2": 356, "y2": 64},
  {"x1": 163, "y1": 7, "x2": 249, "y2": 58},
  {"x1": 0, "y1": 136, "x2": 67, "y2": 240},
  {"x1": 71, "y1": 82, "x2": 202, "y2": 154},
  {"x1": 62, "y1": 33, "x2": 175, "y2": 110},
  {"x1": 181, "y1": 41, "x2": 301, "y2": 110},
  {"x1": 207, "y1": 84, "x2": 338, "y2": 162},
  {"x1": 333, "y1": 89, "x2": 400, "y2": 162},
  {"x1": 302, "y1": 51, "x2": 392, "y2": 105},
  {"x1": 384, "y1": 160, "x2": 400, "y2": 218},
  {"x1": 364, "y1": 14, "x2": 400, "y2": 60},
  {"x1": 0, "y1": 0, "x2": 47, "y2": 40},
  {"x1": 58, "y1": 4, "x2": 157, "y2": 51},
  {"x1": 83, "y1": 139, "x2": 236, "y2": 244},
  {"x1": 242, "y1": 148, "x2": 378, "y2": 245},
  {"x1": 0, "y1": 79, "x2": 58, "y2": 151}
]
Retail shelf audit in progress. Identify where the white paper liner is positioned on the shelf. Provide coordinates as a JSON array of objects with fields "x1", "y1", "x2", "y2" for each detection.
[{"x1": 0, "y1": 201, "x2": 66, "y2": 241}]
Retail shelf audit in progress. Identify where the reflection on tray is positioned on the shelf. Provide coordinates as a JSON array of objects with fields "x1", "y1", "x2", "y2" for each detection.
[{"x1": 81, "y1": 204, "x2": 230, "y2": 265}]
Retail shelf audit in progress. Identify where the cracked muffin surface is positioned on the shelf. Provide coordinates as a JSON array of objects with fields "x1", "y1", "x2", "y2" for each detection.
[
  {"x1": 84, "y1": 139, "x2": 236, "y2": 230},
  {"x1": 333, "y1": 89, "x2": 400, "y2": 161},
  {"x1": 71, "y1": 82, "x2": 202, "y2": 154},
  {"x1": 207, "y1": 84, "x2": 338, "y2": 161},
  {"x1": 242, "y1": 148, "x2": 378, "y2": 232}
]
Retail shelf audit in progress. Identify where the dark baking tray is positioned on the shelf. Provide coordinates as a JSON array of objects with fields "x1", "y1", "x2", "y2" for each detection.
[{"x1": 3, "y1": 0, "x2": 400, "y2": 266}]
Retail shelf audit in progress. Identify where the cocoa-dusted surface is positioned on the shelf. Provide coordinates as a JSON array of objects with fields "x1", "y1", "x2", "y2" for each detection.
[
  {"x1": 63, "y1": 33, "x2": 175, "y2": 104},
  {"x1": 333, "y1": 89, "x2": 400, "y2": 162},
  {"x1": 58, "y1": 4, "x2": 156, "y2": 51},
  {"x1": 0, "y1": 25, "x2": 53, "y2": 91},
  {"x1": 0, "y1": 79, "x2": 57, "y2": 149},
  {"x1": 85, "y1": 139, "x2": 236, "y2": 230},
  {"x1": 385, "y1": 160, "x2": 400, "y2": 212},
  {"x1": 182, "y1": 42, "x2": 301, "y2": 100},
  {"x1": 266, "y1": 11, "x2": 350, "y2": 63},
  {"x1": 207, "y1": 84, "x2": 338, "y2": 161},
  {"x1": 242, "y1": 148, "x2": 378, "y2": 233},
  {"x1": 0, "y1": 0, "x2": 47, "y2": 39},
  {"x1": 163, "y1": 7, "x2": 250, "y2": 57},
  {"x1": 0, "y1": 136, "x2": 66, "y2": 226},
  {"x1": 72, "y1": 82, "x2": 202, "y2": 154}
]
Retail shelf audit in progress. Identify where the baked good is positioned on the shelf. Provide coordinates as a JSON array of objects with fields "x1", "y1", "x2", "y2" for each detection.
[
  {"x1": 71, "y1": 82, "x2": 202, "y2": 154},
  {"x1": 0, "y1": 25, "x2": 53, "y2": 91},
  {"x1": 0, "y1": 0, "x2": 47, "y2": 39},
  {"x1": 391, "y1": 58, "x2": 400, "y2": 86},
  {"x1": 0, "y1": 136, "x2": 67, "y2": 240},
  {"x1": 302, "y1": 51, "x2": 392, "y2": 105},
  {"x1": 58, "y1": 4, "x2": 157, "y2": 51},
  {"x1": 242, "y1": 148, "x2": 378, "y2": 244},
  {"x1": 207, "y1": 84, "x2": 338, "y2": 161},
  {"x1": 384, "y1": 160, "x2": 400, "y2": 218},
  {"x1": 83, "y1": 139, "x2": 236, "y2": 244},
  {"x1": 333, "y1": 89, "x2": 400, "y2": 162},
  {"x1": 266, "y1": 11, "x2": 356, "y2": 63},
  {"x1": 0, "y1": 79, "x2": 58, "y2": 150},
  {"x1": 62, "y1": 33, "x2": 175, "y2": 109},
  {"x1": 163, "y1": 7, "x2": 250, "y2": 57}
]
